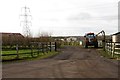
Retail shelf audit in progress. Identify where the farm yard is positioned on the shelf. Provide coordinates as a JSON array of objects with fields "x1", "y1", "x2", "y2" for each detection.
[
  {"x1": 1, "y1": 32, "x2": 120, "y2": 80},
  {"x1": 2, "y1": 46, "x2": 119, "y2": 79},
  {"x1": 1, "y1": 0, "x2": 120, "y2": 79}
]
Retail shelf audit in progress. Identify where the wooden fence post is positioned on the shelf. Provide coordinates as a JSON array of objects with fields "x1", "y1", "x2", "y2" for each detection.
[
  {"x1": 46, "y1": 42, "x2": 48, "y2": 53},
  {"x1": 111, "y1": 42, "x2": 112, "y2": 54},
  {"x1": 50, "y1": 42, "x2": 51, "y2": 52},
  {"x1": 112, "y1": 42, "x2": 115, "y2": 58},
  {"x1": 16, "y1": 44, "x2": 19, "y2": 59},
  {"x1": 109, "y1": 42, "x2": 110, "y2": 53},
  {"x1": 55, "y1": 42, "x2": 57, "y2": 51},
  {"x1": 102, "y1": 40, "x2": 105, "y2": 51},
  {"x1": 42, "y1": 43, "x2": 44, "y2": 53},
  {"x1": 38, "y1": 43, "x2": 40, "y2": 55},
  {"x1": 31, "y1": 45, "x2": 33, "y2": 57}
]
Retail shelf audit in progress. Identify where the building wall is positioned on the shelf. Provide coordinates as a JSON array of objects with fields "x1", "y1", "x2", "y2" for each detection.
[{"x1": 112, "y1": 33, "x2": 120, "y2": 42}]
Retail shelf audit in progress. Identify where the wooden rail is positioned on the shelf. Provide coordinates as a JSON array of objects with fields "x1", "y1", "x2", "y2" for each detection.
[
  {"x1": 105, "y1": 42, "x2": 120, "y2": 58},
  {"x1": 2, "y1": 42, "x2": 57, "y2": 60}
]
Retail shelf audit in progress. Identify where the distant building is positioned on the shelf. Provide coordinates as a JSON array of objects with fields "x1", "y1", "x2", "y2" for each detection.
[{"x1": 66, "y1": 37, "x2": 77, "y2": 42}]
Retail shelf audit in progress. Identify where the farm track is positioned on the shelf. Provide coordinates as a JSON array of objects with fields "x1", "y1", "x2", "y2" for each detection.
[{"x1": 2, "y1": 46, "x2": 119, "y2": 78}]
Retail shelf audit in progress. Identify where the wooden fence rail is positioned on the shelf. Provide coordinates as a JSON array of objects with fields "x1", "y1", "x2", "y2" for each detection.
[
  {"x1": 105, "y1": 42, "x2": 120, "y2": 58},
  {"x1": 2, "y1": 42, "x2": 57, "y2": 60}
]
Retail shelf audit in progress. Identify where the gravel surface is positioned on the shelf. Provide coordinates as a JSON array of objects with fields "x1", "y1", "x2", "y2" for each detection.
[{"x1": 2, "y1": 46, "x2": 119, "y2": 78}]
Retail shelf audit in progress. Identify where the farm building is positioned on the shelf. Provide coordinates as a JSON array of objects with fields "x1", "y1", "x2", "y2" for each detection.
[
  {"x1": 1, "y1": 32, "x2": 24, "y2": 38},
  {"x1": 66, "y1": 37, "x2": 77, "y2": 42},
  {"x1": 112, "y1": 32, "x2": 120, "y2": 42},
  {"x1": 1, "y1": 32, "x2": 24, "y2": 45}
]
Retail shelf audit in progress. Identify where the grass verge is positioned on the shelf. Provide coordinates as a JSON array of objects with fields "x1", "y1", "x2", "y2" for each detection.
[{"x1": 97, "y1": 49, "x2": 120, "y2": 60}]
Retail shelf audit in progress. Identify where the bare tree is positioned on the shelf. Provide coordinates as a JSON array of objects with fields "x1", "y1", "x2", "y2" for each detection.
[{"x1": 37, "y1": 31, "x2": 52, "y2": 42}]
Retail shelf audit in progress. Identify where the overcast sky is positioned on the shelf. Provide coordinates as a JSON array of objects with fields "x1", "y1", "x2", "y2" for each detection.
[{"x1": 0, "y1": 0, "x2": 119, "y2": 36}]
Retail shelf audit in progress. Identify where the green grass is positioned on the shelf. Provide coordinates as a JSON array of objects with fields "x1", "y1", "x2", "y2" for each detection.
[
  {"x1": 98, "y1": 49, "x2": 112, "y2": 58},
  {"x1": 98, "y1": 49, "x2": 120, "y2": 60},
  {"x1": 2, "y1": 49, "x2": 59, "y2": 63},
  {"x1": 2, "y1": 49, "x2": 38, "y2": 54}
]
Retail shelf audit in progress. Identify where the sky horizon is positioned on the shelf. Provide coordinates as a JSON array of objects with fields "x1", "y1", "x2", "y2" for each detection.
[{"x1": 0, "y1": 0, "x2": 119, "y2": 37}]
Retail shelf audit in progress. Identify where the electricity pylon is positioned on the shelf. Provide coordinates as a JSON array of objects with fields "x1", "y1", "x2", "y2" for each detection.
[{"x1": 20, "y1": 6, "x2": 32, "y2": 37}]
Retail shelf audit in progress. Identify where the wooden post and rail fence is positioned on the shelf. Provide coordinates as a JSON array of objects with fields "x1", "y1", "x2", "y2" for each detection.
[
  {"x1": 96, "y1": 30, "x2": 120, "y2": 59},
  {"x1": 105, "y1": 41, "x2": 120, "y2": 58},
  {"x1": 2, "y1": 42, "x2": 57, "y2": 60}
]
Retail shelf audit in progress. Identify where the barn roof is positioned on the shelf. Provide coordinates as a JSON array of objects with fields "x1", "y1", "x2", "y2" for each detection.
[
  {"x1": 112, "y1": 32, "x2": 120, "y2": 35},
  {"x1": 0, "y1": 32, "x2": 24, "y2": 38}
]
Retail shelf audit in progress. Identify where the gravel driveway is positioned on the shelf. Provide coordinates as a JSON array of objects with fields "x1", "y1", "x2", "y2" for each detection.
[{"x1": 2, "y1": 46, "x2": 119, "y2": 78}]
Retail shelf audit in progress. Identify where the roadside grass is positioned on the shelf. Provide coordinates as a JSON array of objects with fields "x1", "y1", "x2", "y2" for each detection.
[
  {"x1": 98, "y1": 49, "x2": 113, "y2": 58},
  {"x1": 27, "y1": 51, "x2": 59, "y2": 60},
  {"x1": 2, "y1": 50, "x2": 59, "y2": 63},
  {"x1": 98, "y1": 49, "x2": 120, "y2": 60},
  {"x1": 2, "y1": 49, "x2": 38, "y2": 54},
  {"x1": 2, "y1": 49, "x2": 38, "y2": 60}
]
